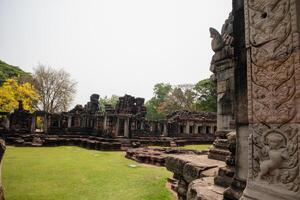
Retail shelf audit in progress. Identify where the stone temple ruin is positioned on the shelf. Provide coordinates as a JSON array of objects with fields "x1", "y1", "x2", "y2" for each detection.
[
  {"x1": 1, "y1": 0, "x2": 300, "y2": 200},
  {"x1": 0, "y1": 94, "x2": 216, "y2": 150}
]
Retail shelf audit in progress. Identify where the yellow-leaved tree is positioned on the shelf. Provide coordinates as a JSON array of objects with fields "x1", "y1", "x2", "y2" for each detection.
[{"x1": 0, "y1": 79, "x2": 39, "y2": 112}]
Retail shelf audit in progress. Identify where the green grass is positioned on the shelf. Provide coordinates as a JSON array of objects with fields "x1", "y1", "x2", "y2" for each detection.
[{"x1": 3, "y1": 146, "x2": 174, "y2": 200}]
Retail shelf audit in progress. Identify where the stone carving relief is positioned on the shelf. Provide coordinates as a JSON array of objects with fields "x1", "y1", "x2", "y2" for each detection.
[
  {"x1": 250, "y1": 124, "x2": 299, "y2": 192},
  {"x1": 247, "y1": 0, "x2": 296, "y2": 124},
  {"x1": 245, "y1": 0, "x2": 299, "y2": 194}
]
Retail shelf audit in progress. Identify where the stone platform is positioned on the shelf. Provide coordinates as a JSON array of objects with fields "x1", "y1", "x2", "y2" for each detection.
[
  {"x1": 126, "y1": 147, "x2": 207, "y2": 166},
  {"x1": 165, "y1": 154, "x2": 226, "y2": 200},
  {"x1": 6, "y1": 134, "x2": 127, "y2": 151}
]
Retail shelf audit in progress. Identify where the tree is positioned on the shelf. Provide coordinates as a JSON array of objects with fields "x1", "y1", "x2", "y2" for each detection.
[
  {"x1": 0, "y1": 59, "x2": 29, "y2": 84},
  {"x1": 158, "y1": 86, "x2": 197, "y2": 114},
  {"x1": 145, "y1": 79, "x2": 217, "y2": 120},
  {"x1": 0, "y1": 79, "x2": 39, "y2": 112},
  {"x1": 98, "y1": 95, "x2": 119, "y2": 112},
  {"x1": 33, "y1": 64, "x2": 77, "y2": 113},
  {"x1": 145, "y1": 83, "x2": 172, "y2": 120},
  {"x1": 193, "y1": 78, "x2": 217, "y2": 112}
]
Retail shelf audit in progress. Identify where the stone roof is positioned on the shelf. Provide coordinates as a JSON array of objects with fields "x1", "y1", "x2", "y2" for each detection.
[{"x1": 167, "y1": 110, "x2": 216, "y2": 123}]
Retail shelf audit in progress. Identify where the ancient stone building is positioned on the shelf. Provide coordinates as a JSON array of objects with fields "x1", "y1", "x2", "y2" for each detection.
[
  {"x1": 2, "y1": 94, "x2": 216, "y2": 148},
  {"x1": 167, "y1": 110, "x2": 217, "y2": 136}
]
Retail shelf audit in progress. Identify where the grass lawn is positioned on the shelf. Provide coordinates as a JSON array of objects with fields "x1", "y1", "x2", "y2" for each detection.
[{"x1": 3, "y1": 146, "x2": 174, "y2": 200}]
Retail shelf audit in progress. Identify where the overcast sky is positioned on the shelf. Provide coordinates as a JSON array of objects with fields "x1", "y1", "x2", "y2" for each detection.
[{"x1": 0, "y1": 0, "x2": 231, "y2": 106}]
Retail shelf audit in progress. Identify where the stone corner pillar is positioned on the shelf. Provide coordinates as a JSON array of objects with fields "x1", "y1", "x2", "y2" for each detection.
[{"x1": 241, "y1": 0, "x2": 300, "y2": 199}]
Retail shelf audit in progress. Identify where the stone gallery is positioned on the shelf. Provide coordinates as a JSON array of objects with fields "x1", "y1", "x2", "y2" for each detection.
[
  {"x1": 0, "y1": 94, "x2": 216, "y2": 149},
  {"x1": 1, "y1": 0, "x2": 300, "y2": 200}
]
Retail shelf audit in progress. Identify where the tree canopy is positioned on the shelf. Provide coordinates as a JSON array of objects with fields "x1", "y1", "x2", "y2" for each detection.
[
  {"x1": 145, "y1": 83, "x2": 172, "y2": 120},
  {"x1": 98, "y1": 95, "x2": 119, "y2": 112},
  {"x1": 33, "y1": 64, "x2": 77, "y2": 113},
  {"x1": 0, "y1": 60, "x2": 29, "y2": 84},
  {"x1": 194, "y1": 78, "x2": 217, "y2": 112},
  {"x1": 0, "y1": 79, "x2": 39, "y2": 112},
  {"x1": 145, "y1": 79, "x2": 216, "y2": 120}
]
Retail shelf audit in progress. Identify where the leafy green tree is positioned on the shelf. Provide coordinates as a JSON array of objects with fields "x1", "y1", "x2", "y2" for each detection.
[
  {"x1": 99, "y1": 95, "x2": 119, "y2": 112},
  {"x1": 158, "y1": 87, "x2": 197, "y2": 114},
  {"x1": 193, "y1": 78, "x2": 217, "y2": 112},
  {"x1": 0, "y1": 60, "x2": 29, "y2": 84},
  {"x1": 146, "y1": 78, "x2": 217, "y2": 120},
  {"x1": 145, "y1": 83, "x2": 171, "y2": 120}
]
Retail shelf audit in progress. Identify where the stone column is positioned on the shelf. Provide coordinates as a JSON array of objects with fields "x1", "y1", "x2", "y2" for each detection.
[
  {"x1": 43, "y1": 114, "x2": 48, "y2": 134},
  {"x1": 224, "y1": 1, "x2": 248, "y2": 199},
  {"x1": 124, "y1": 118, "x2": 129, "y2": 138},
  {"x1": 208, "y1": 12, "x2": 235, "y2": 161},
  {"x1": 192, "y1": 125, "x2": 197, "y2": 134},
  {"x1": 115, "y1": 118, "x2": 120, "y2": 137},
  {"x1": 185, "y1": 122, "x2": 190, "y2": 134},
  {"x1": 103, "y1": 115, "x2": 107, "y2": 131},
  {"x1": 163, "y1": 123, "x2": 168, "y2": 136},
  {"x1": 4, "y1": 117, "x2": 9, "y2": 130},
  {"x1": 31, "y1": 115, "x2": 36, "y2": 133},
  {"x1": 241, "y1": 1, "x2": 300, "y2": 199},
  {"x1": 67, "y1": 116, "x2": 72, "y2": 128}
]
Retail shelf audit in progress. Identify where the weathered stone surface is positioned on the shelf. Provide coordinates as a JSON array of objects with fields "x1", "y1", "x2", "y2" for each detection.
[
  {"x1": 187, "y1": 177, "x2": 224, "y2": 200},
  {"x1": 165, "y1": 155, "x2": 225, "y2": 200},
  {"x1": 241, "y1": 0, "x2": 300, "y2": 199},
  {"x1": 208, "y1": 12, "x2": 235, "y2": 162}
]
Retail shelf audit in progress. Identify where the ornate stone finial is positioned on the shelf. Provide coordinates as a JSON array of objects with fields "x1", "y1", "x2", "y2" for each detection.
[
  {"x1": 209, "y1": 12, "x2": 234, "y2": 73},
  {"x1": 210, "y1": 27, "x2": 224, "y2": 53}
]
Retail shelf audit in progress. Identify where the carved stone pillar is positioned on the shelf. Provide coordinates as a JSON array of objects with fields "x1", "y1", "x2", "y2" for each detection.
[
  {"x1": 31, "y1": 114, "x2": 36, "y2": 134},
  {"x1": 185, "y1": 121, "x2": 190, "y2": 134},
  {"x1": 103, "y1": 115, "x2": 107, "y2": 131},
  {"x1": 163, "y1": 123, "x2": 168, "y2": 136},
  {"x1": 43, "y1": 114, "x2": 48, "y2": 134},
  {"x1": 67, "y1": 115, "x2": 72, "y2": 128},
  {"x1": 124, "y1": 118, "x2": 129, "y2": 138},
  {"x1": 208, "y1": 12, "x2": 236, "y2": 162},
  {"x1": 115, "y1": 118, "x2": 120, "y2": 137},
  {"x1": 241, "y1": 0, "x2": 300, "y2": 199}
]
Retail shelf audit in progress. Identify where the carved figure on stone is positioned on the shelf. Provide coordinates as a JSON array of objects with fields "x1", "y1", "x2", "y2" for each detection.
[
  {"x1": 242, "y1": 1, "x2": 300, "y2": 198},
  {"x1": 258, "y1": 132, "x2": 288, "y2": 183}
]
